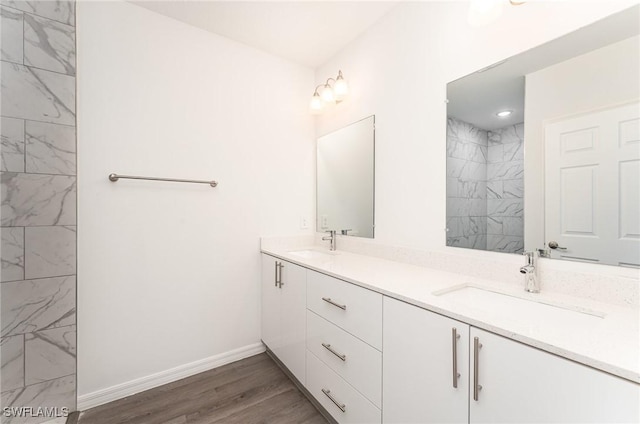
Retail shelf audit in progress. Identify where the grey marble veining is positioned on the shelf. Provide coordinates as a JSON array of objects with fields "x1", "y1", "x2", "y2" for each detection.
[
  {"x1": 447, "y1": 117, "x2": 488, "y2": 145},
  {"x1": 1, "y1": 375, "x2": 75, "y2": 424},
  {"x1": 503, "y1": 141, "x2": 523, "y2": 161},
  {"x1": 503, "y1": 178, "x2": 524, "y2": 199},
  {"x1": 25, "y1": 121, "x2": 75, "y2": 175},
  {"x1": 0, "y1": 0, "x2": 74, "y2": 26},
  {"x1": 24, "y1": 13, "x2": 75, "y2": 75},
  {"x1": 25, "y1": 325, "x2": 75, "y2": 385},
  {"x1": 1, "y1": 173, "x2": 76, "y2": 226},
  {"x1": 487, "y1": 199, "x2": 524, "y2": 218},
  {"x1": 487, "y1": 216, "x2": 503, "y2": 235},
  {"x1": 458, "y1": 179, "x2": 486, "y2": 199},
  {"x1": 1, "y1": 334, "x2": 24, "y2": 393},
  {"x1": 1, "y1": 62, "x2": 75, "y2": 125},
  {"x1": 487, "y1": 160, "x2": 524, "y2": 181},
  {"x1": 1, "y1": 117, "x2": 25, "y2": 172},
  {"x1": 486, "y1": 180, "x2": 503, "y2": 199},
  {"x1": 1, "y1": 227, "x2": 24, "y2": 282},
  {"x1": 488, "y1": 122, "x2": 524, "y2": 146},
  {"x1": 487, "y1": 235, "x2": 524, "y2": 254},
  {"x1": 1, "y1": 6, "x2": 23, "y2": 64},
  {"x1": 1, "y1": 275, "x2": 75, "y2": 337},
  {"x1": 24, "y1": 226, "x2": 75, "y2": 279},
  {"x1": 447, "y1": 137, "x2": 487, "y2": 163}
]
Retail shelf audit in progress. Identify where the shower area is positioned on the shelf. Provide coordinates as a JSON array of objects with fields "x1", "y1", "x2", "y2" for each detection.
[
  {"x1": 446, "y1": 117, "x2": 524, "y2": 254},
  {"x1": 1, "y1": 1, "x2": 77, "y2": 422}
]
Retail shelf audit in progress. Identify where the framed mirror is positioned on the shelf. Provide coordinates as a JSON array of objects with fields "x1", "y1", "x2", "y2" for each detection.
[
  {"x1": 446, "y1": 6, "x2": 639, "y2": 267},
  {"x1": 317, "y1": 115, "x2": 375, "y2": 238}
]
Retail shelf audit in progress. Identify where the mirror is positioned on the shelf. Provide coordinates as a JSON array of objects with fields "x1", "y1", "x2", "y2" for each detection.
[
  {"x1": 446, "y1": 6, "x2": 639, "y2": 267},
  {"x1": 317, "y1": 115, "x2": 375, "y2": 238}
]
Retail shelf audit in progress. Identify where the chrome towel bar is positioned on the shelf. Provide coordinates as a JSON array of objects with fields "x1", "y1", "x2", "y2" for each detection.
[{"x1": 108, "y1": 173, "x2": 218, "y2": 188}]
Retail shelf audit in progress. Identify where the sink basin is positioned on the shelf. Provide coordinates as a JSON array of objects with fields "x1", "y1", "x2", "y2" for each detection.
[
  {"x1": 433, "y1": 285, "x2": 605, "y2": 326},
  {"x1": 288, "y1": 249, "x2": 336, "y2": 260}
]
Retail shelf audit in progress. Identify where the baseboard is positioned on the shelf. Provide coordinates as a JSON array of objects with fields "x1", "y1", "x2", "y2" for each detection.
[{"x1": 77, "y1": 342, "x2": 265, "y2": 411}]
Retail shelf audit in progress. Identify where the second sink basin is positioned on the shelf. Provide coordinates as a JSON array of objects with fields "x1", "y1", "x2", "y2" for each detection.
[{"x1": 433, "y1": 285, "x2": 605, "y2": 327}]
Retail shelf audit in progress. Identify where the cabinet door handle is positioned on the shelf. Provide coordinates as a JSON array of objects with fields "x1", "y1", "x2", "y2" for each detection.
[
  {"x1": 322, "y1": 297, "x2": 347, "y2": 310},
  {"x1": 452, "y1": 327, "x2": 461, "y2": 388},
  {"x1": 322, "y1": 343, "x2": 346, "y2": 361},
  {"x1": 274, "y1": 261, "x2": 279, "y2": 287},
  {"x1": 321, "y1": 388, "x2": 346, "y2": 412},
  {"x1": 274, "y1": 262, "x2": 285, "y2": 288},
  {"x1": 473, "y1": 336, "x2": 483, "y2": 401}
]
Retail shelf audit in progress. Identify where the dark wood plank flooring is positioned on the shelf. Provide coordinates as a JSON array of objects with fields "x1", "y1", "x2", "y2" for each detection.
[{"x1": 77, "y1": 353, "x2": 328, "y2": 424}]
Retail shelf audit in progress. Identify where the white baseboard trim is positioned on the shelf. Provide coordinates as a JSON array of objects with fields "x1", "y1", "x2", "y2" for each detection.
[{"x1": 77, "y1": 342, "x2": 265, "y2": 411}]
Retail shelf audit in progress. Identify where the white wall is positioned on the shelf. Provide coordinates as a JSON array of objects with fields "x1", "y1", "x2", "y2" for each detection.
[
  {"x1": 77, "y1": 1, "x2": 315, "y2": 398},
  {"x1": 524, "y1": 35, "x2": 640, "y2": 250},
  {"x1": 315, "y1": 0, "x2": 638, "y2": 251}
]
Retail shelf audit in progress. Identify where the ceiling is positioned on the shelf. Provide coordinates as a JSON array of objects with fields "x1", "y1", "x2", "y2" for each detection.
[
  {"x1": 447, "y1": 4, "x2": 640, "y2": 131},
  {"x1": 131, "y1": 1, "x2": 400, "y2": 68}
]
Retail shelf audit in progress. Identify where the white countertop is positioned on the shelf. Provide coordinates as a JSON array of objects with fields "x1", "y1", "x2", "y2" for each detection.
[{"x1": 261, "y1": 245, "x2": 640, "y2": 384}]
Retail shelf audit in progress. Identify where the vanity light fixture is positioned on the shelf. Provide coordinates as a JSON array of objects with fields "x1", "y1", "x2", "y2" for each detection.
[
  {"x1": 468, "y1": 0, "x2": 526, "y2": 27},
  {"x1": 310, "y1": 70, "x2": 349, "y2": 114},
  {"x1": 496, "y1": 110, "x2": 513, "y2": 117}
]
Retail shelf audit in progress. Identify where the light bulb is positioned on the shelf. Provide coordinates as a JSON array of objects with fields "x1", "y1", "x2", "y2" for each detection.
[
  {"x1": 333, "y1": 77, "x2": 349, "y2": 101},
  {"x1": 309, "y1": 93, "x2": 323, "y2": 114},
  {"x1": 320, "y1": 84, "x2": 335, "y2": 103},
  {"x1": 496, "y1": 110, "x2": 513, "y2": 118}
]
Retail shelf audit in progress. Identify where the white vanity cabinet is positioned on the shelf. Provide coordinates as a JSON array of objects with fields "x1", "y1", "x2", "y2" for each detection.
[
  {"x1": 260, "y1": 254, "x2": 307, "y2": 384},
  {"x1": 383, "y1": 296, "x2": 640, "y2": 424},
  {"x1": 306, "y1": 270, "x2": 383, "y2": 423},
  {"x1": 470, "y1": 327, "x2": 640, "y2": 423},
  {"x1": 383, "y1": 297, "x2": 470, "y2": 424}
]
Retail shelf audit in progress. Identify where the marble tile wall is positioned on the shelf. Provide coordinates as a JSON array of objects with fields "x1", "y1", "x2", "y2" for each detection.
[
  {"x1": 1, "y1": 1, "x2": 76, "y2": 422},
  {"x1": 486, "y1": 123, "x2": 524, "y2": 254},
  {"x1": 446, "y1": 117, "x2": 488, "y2": 250}
]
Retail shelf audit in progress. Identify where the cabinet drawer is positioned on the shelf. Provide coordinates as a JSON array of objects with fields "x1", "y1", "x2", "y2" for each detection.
[
  {"x1": 307, "y1": 310, "x2": 382, "y2": 408},
  {"x1": 307, "y1": 271, "x2": 382, "y2": 350},
  {"x1": 307, "y1": 350, "x2": 381, "y2": 424}
]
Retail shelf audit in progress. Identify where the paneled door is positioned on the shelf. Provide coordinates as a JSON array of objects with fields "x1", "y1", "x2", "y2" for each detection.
[{"x1": 545, "y1": 101, "x2": 640, "y2": 266}]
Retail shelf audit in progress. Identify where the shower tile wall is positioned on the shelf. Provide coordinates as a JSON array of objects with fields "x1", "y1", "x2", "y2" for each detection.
[
  {"x1": 446, "y1": 118, "x2": 524, "y2": 254},
  {"x1": 446, "y1": 118, "x2": 488, "y2": 250},
  {"x1": 1, "y1": 1, "x2": 76, "y2": 422},
  {"x1": 487, "y1": 124, "x2": 524, "y2": 253}
]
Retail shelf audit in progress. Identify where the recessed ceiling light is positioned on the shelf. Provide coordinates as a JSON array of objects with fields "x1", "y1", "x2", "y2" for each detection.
[{"x1": 496, "y1": 110, "x2": 513, "y2": 118}]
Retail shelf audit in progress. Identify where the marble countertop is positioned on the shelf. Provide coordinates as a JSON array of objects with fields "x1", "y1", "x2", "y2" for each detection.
[{"x1": 261, "y1": 245, "x2": 640, "y2": 384}]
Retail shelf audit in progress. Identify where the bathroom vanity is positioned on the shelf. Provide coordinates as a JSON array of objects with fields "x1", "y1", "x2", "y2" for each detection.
[{"x1": 260, "y1": 244, "x2": 639, "y2": 424}]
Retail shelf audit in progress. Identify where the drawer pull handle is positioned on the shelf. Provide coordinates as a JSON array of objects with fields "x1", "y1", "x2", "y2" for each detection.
[
  {"x1": 452, "y1": 327, "x2": 461, "y2": 388},
  {"x1": 321, "y1": 388, "x2": 346, "y2": 412},
  {"x1": 322, "y1": 297, "x2": 347, "y2": 310},
  {"x1": 322, "y1": 343, "x2": 347, "y2": 361},
  {"x1": 473, "y1": 336, "x2": 483, "y2": 401}
]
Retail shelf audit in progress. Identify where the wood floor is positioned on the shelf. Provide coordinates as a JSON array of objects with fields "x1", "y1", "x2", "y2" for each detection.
[{"x1": 77, "y1": 353, "x2": 328, "y2": 424}]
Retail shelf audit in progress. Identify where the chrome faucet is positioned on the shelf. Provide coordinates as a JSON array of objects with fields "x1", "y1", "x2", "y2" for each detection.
[
  {"x1": 520, "y1": 251, "x2": 540, "y2": 293},
  {"x1": 323, "y1": 230, "x2": 337, "y2": 251}
]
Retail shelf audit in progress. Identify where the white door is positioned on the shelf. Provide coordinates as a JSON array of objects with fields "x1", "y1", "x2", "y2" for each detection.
[
  {"x1": 545, "y1": 102, "x2": 640, "y2": 266},
  {"x1": 469, "y1": 327, "x2": 640, "y2": 423},
  {"x1": 383, "y1": 297, "x2": 469, "y2": 424}
]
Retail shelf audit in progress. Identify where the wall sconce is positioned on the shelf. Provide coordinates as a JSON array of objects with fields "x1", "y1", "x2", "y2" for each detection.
[
  {"x1": 468, "y1": 0, "x2": 526, "y2": 27},
  {"x1": 310, "y1": 70, "x2": 349, "y2": 114}
]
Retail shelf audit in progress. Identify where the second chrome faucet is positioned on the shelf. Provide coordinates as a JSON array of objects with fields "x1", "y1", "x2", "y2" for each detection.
[
  {"x1": 520, "y1": 251, "x2": 540, "y2": 293},
  {"x1": 323, "y1": 230, "x2": 337, "y2": 251}
]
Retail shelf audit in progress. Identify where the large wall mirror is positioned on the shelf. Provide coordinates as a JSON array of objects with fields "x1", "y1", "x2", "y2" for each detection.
[
  {"x1": 317, "y1": 115, "x2": 375, "y2": 238},
  {"x1": 446, "y1": 6, "x2": 639, "y2": 267}
]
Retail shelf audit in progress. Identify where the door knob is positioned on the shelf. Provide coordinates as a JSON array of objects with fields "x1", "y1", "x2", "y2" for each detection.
[{"x1": 548, "y1": 241, "x2": 567, "y2": 251}]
